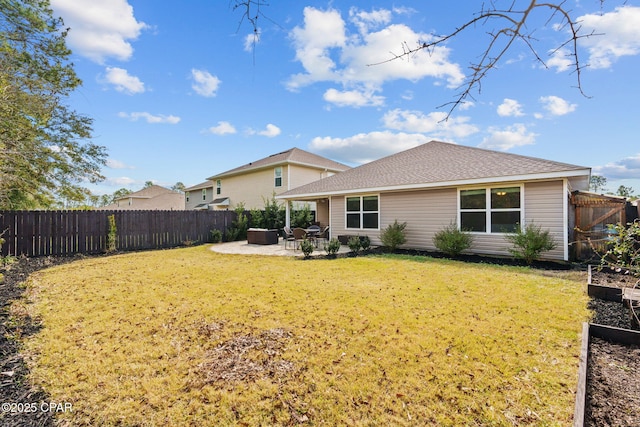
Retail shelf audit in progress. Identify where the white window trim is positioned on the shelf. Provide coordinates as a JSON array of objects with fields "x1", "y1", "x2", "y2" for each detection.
[
  {"x1": 185, "y1": 191, "x2": 190, "y2": 202},
  {"x1": 216, "y1": 180, "x2": 221, "y2": 195},
  {"x1": 457, "y1": 185, "x2": 524, "y2": 234},
  {"x1": 345, "y1": 194, "x2": 380, "y2": 230},
  {"x1": 274, "y1": 167, "x2": 282, "y2": 188},
  {"x1": 202, "y1": 188, "x2": 207, "y2": 201}
]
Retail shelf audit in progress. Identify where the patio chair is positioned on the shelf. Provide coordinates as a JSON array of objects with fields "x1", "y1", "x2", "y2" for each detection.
[
  {"x1": 315, "y1": 226, "x2": 330, "y2": 246},
  {"x1": 292, "y1": 227, "x2": 307, "y2": 250},
  {"x1": 283, "y1": 226, "x2": 295, "y2": 249}
]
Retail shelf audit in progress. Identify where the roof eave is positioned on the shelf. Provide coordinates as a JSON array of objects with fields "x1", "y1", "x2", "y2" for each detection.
[
  {"x1": 277, "y1": 169, "x2": 591, "y2": 200},
  {"x1": 207, "y1": 160, "x2": 346, "y2": 180}
]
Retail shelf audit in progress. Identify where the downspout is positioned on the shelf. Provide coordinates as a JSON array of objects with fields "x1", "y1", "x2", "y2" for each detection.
[{"x1": 563, "y1": 178, "x2": 569, "y2": 261}]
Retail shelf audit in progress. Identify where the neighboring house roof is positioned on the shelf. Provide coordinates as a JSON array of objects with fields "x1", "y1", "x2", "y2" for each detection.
[
  {"x1": 205, "y1": 147, "x2": 350, "y2": 180},
  {"x1": 99, "y1": 185, "x2": 184, "y2": 210},
  {"x1": 278, "y1": 140, "x2": 591, "y2": 198},
  {"x1": 184, "y1": 180, "x2": 213, "y2": 192}
]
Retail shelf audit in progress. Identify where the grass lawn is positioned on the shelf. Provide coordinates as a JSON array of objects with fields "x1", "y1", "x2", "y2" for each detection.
[{"x1": 18, "y1": 245, "x2": 590, "y2": 426}]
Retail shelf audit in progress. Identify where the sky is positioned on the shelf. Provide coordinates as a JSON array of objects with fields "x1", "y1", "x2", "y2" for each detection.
[{"x1": 49, "y1": 0, "x2": 640, "y2": 198}]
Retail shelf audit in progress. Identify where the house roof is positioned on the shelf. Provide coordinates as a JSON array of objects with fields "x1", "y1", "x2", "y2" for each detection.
[
  {"x1": 278, "y1": 140, "x2": 591, "y2": 199},
  {"x1": 117, "y1": 185, "x2": 180, "y2": 200},
  {"x1": 205, "y1": 147, "x2": 350, "y2": 180},
  {"x1": 184, "y1": 180, "x2": 213, "y2": 192}
]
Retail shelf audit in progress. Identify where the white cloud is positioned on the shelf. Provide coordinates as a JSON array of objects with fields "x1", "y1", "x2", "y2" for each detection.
[
  {"x1": 103, "y1": 67, "x2": 145, "y2": 94},
  {"x1": 205, "y1": 121, "x2": 237, "y2": 135},
  {"x1": 244, "y1": 31, "x2": 260, "y2": 52},
  {"x1": 547, "y1": 48, "x2": 574, "y2": 72},
  {"x1": 107, "y1": 176, "x2": 136, "y2": 186},
  {"x1": 578, "y1": 6, "x2": 640, "y2": 69},
  {"x1": 349, "y1": 7, "x2": 392, "y2": 34},
  {"x1": 286, "y1": 7, "x2": 464, "y2": 95},
  {"x1": 259, "y1": 124, "x2": 281, "y2": 137},
  {"x1": 479, "y1": 124, "x2": 537, "y2": 151},
  {"x1": 323, "y1": 88, "x2": 385, "y2": 107},
  {"x1": 118, "y1": 112, "x2": 180, "y2": 124},
  {"x1": 106, "y1": 159, "x2": 134, "y2": 169},
  {"x1": 191, "y1": 69, "x2": 221, "y2": 97},
  {"x1": 51, "y1": 0, "x2": 147, "y2": 64},
  {"x1": 593, "y1": 153, "x2": 640, "y2": 179},
  {"x1": 539, "y1": 95, "x2": 577, "y2": 116},
  {"x1": 247, "y1": 124, "x2": 282, "y2": 137},
  {"x1": 497, "y1": 99, "x2": 524, "y2": 117},
  {"x1": 382, "y1": 109, "x2": 479, "y2": 139},
  {"x1": 309, "y1": 131, "x2": 430, "y2": 164}
]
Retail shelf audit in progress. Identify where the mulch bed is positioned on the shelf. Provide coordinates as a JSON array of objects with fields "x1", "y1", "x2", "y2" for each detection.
[
  {"x1": 0, "y1": 255, "x2": 87, "y2": 427},
  {"x1": 586, "y1": 269, "x2": 640, "y2": 427}
]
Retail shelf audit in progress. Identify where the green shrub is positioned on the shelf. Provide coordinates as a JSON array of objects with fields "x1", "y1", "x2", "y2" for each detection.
[
  {"x1": 324, "y1": 238, "x2": 341, "y2": 257},
  {"x1": 300, "y1": 239, "x2": 314, "y2": 258},
  {"x1": 433, "y1": 222, "x2": 474, "y2": 256},
  {"x1": 225, "y1": 203, "x2": 248, "y2": 241},
  {"x1": 600, "y1": 222, "x2": 640, "y2": 277},
  {"x1": 107, "y1": 214, "x2": 117, "y2": 253},
  {"x1": 251, "y1": 193, "x2": 286, "y2": 229},
  {"x1": 360, "y1": 235, "x2": 371, "y2": 252},
  {"x1": 347, "y1": 236, "x2": 362, "y2": 254},
  {"x1": 505, "y1": 222, "x2": 557, "y2": 265},
  {"x1": 380, "y1": 220, "x2": 407, "y2": 252},
  {"x1": 210, "y1": 229, "x2": 222, "y2": 243},
  {"x1": 291, "y1": 202, "x2": 313, "y2": 229}
]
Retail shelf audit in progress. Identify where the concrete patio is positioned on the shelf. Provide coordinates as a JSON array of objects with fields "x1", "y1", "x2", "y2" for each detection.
[{"x1": 209, "y1": 238, "x2": 351, "y2": 257}]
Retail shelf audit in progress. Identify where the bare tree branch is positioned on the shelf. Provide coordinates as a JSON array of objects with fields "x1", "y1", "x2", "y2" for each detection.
[{"x1": 368, "y1": 0, "x2": 604, "y2": 118}]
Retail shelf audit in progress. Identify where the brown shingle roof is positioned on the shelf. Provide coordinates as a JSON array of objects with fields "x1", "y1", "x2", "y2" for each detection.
[
  {"x1": 278, "y1": 140, "x2": 590, "y2": 198},
  {"x1": 206, "y1": 147, "x2": 350, "y2": 180}
]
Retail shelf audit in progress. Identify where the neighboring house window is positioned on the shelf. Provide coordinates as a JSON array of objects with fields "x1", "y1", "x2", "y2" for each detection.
[
  {"x1": 274, "y1": 167, "x2": 282, "y2": 187},
  {"x1": 202, "y1": 189, "x2": 207, "y2": 201},
  {"x1": 216, "y1": 180, "x2": 221, "y2": 195},
  {"x1": 346, "y1": 195, "x2": 379, "y2": 229},
  {"x1": 459, "y1": 186, "x2": 521, "y2": 233},
  {"x1": 185, "y1": 191, "x2": 190, "y2": 202}
]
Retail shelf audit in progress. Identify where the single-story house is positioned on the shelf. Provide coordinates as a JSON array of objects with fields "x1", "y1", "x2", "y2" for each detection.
[
  {"x1": 277, "y1": 140, "x2": 591, "y2": 261},
  {"x1": 184, "y1": 147, "x2": 350, "y2": 216},
  {"x1": 99, "y1": 185, "x2": 185, "y2": 210}
]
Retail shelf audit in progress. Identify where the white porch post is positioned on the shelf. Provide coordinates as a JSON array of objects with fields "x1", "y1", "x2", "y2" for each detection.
[{"x1": 285, "y1": 200, "x2": 291, "y2": 228}]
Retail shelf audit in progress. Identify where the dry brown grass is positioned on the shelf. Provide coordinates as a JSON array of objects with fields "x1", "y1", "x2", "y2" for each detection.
[{"x1": 20, "y1": 246, "x2": 590, "y2": 426}]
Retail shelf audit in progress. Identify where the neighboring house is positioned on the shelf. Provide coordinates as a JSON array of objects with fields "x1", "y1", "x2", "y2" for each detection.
[
  {"x1": 99, "y1": 185, "x2": 185, "y2": 210},
  {"x1": 184, "y1": 148, "x2": 350, "y2": 215},
  {"x1": 277, "y1": 140, "x2": 591, "y2": 261}
]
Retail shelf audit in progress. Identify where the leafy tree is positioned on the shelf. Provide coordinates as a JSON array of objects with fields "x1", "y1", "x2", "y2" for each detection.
[
  {"x1": 143, "y1": 181, "x2": 154, "y2": 188},
  {"x1": 171, "y1": 182, "x2": 186, "y2": 193},
  {"x1": 589, "y1": 175, "x2": 608, "y2": 193},
  {"x1": 615, "y1": 185, "x2": 634, "y2": 198},
  {"x1": 0, "y1": 0, "x2": 107, "y2": 209}
]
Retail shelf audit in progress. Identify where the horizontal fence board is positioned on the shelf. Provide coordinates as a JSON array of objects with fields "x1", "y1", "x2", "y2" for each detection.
[{"x1": 0, "y1": 210, "x2": 237, "y2": 257}]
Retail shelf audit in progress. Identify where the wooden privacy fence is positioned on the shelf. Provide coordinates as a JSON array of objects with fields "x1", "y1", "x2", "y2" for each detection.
[{"x1": 0, "y1": 210, "x2": 237, "y2": 257}]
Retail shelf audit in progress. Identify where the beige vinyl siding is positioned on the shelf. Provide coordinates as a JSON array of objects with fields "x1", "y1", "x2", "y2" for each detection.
[
  {"x1": 330, "y1": 189, "x2": 456, "y2": 248},
  {"x1": 185, "y1": 186, "x2": 213, "y2": 210},
  {"x1": 522, "y1": 180, "x2": 566, "y2": 260},
  {"x1": 288, "y1": 164, "x2": 327, "y2": 189},
  {"x1": 329, "y1": 180, "x2": 567, "y2": 260}
]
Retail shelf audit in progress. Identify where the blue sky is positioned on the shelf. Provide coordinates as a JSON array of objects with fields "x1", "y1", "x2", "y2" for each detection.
[{"x1": 50, "y1": 0, "x2": 640, "y2": 197}]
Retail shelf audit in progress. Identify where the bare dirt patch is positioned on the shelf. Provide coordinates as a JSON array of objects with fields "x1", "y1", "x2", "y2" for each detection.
[{"x1": 193, "y1": 327, "x2": 296, "y2": 387}]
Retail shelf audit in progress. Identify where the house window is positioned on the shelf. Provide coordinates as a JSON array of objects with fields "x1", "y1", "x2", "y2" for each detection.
[
  {"x1": 202, "y1": 188, "x2": 207, "y2": 201},
  {"x1": 185, "y1": 191, "x2": 190, "y2": 202},
  {"x1": 274, "y1": 167, "x2": 282, "y2": 187},
  {"x1": 346, "y1": 195, "x2": 379, "y2": 229},
  {"x1": 459, "y1": 186, "x2": 521, "y2": 233},
  {"x1": 216, "y1": 180, "x2": 221, "y2": 195}
]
